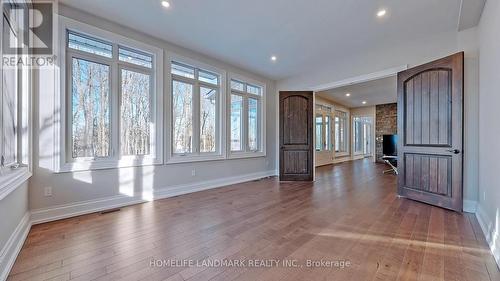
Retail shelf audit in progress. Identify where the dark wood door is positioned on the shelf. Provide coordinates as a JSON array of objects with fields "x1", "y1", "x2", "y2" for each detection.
[
  {"x1": 397, "y1": 52, "x2": 464, "y2": 212},
  {"x1": 279, "y1": 91, "x2": 314, "y2": 181}
]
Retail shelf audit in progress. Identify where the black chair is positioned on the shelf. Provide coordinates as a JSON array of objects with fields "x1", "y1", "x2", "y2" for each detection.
[{"x1": 382, "y1": 155, "x2": 398, "y2": 175}]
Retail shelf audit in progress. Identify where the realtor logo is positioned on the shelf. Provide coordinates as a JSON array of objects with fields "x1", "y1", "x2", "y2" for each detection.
[
  {"x1": 2, "y1": 0, "x2": 53, "y2": 54},
  {"x1": 2, "y1": 0, "x2": 56, "y2": 68}
]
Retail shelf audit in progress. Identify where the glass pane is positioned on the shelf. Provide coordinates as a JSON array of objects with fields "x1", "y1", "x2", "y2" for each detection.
[
  {"x1": 335, "y1": 117, "x2": 340, "y2": 152},
  {"x1": 171, "y1": 62, "x2": 195, "y2": 79},
  {"x1": 200, "y1": 87, "x2": 217, "y2": 153},
  {"x1": 71, "y1": 58, "x2": 110, "y2": 158},
  {"x1": 231, "y1": 80, "x2": 244, "y2": 91},
  {"x1": 248, "y1": 98, "x2": 259, "y2": 151},
  {"x1": 120, "y1": 69, "x2": 151, "y2": 155},
  {"x1": 230, "y1": 94, "x2": 243, "y2": 151},
  {"x1": 325, "y1": 115, "x2": 330, "y2": 150},
  {"x1": 119, "y1": 47, "x2": 153, "y2": 68},
  {"x1": 354, "y1": 119, "x2": 363, "y2": 153},
  {"x1": 315, "y1": 115, "x2": 323, "y2": 151},
  {"x1": 172, "y1": 80, "x2": 193, "y2": 154},
  {"x1": 68, "y1": 32, "x2": 112, "y2": 58},
  {"x1": 247, "y1": 84, "x2": 261, "y2": 95},
  {"x1": 199, "y1": 70, "x2": 218, "y2": 85}
]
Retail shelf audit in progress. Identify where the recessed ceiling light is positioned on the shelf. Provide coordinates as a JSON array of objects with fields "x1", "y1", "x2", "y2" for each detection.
[
  {"x1": 377, "y1": 9, "x2": 386, "y2": 17},
  {"x1": 161, "y1": 1, "x2": 170, "y2": 8},
  {"x1": 362, "y1": 101, "x2": 367, "y2": 105},
  {"x1": 345, "y1": 93, "x2": 351, "y2": 97},
  {"x1": 271, "y1": 55, "x2": 277, "y2": 62}
]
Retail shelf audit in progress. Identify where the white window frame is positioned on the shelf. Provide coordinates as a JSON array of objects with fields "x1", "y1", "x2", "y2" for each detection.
[
  {"x1": 227, "y1": 73, "x2": 266, "y2": 159},
  {"x1": 56, "y1": 16, "x2": 163, "y2": 172},
  {"x1": 166, "y1": 54, "x2": 226, "y2": 164},
  {"x1": 0, "y1": 0, "x2": 32, "y2": 200},
  {"x1": 352, "y1": 116, "x2": 372, "y2": 156},
  {"x1": 315, "y1": 104, "x2": 333, "y2": 152}
]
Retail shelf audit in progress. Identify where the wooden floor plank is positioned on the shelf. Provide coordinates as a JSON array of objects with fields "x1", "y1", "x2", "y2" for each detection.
[{"x1": 7, "y1": 159, "x2": 497, "y2": 281}]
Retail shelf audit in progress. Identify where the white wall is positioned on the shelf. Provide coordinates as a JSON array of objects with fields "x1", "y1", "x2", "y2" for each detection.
[
  {"x1": 477, "y1": 0, "x2": 500, "y2": 267},
  {"x1": 0, "y1": 182, "x2": 29, "y2": 280},
  {"x1": 29, "y1": 5, "x2": 277, "y2": 220},
  {"x1": 277, "y1": 27, "x2": 480, "y2": 209}
]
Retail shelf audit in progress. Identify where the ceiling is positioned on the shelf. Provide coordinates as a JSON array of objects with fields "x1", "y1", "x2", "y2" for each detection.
[
  {"x1": 60, "y1": 0, "x2": 470, "y2": 80},
  {"x1": 316, "y1": 76, "x2": 397, "y2": 108}
]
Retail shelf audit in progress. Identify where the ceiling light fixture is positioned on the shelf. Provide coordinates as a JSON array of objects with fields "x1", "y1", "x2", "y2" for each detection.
[
  {"x1": 161, "y1": 1, "x2": 170, "y2": 8},
  {"x1": 271, "y1": 55, "x2": 277, "y2": 62},
  {"x1": 377, "y1": 9, "x2": 386, "y2": 17},
  {"x1": 345, "y1": 93, "x2": 351, "y2": 97},
  {"x1": 362, "y1": 101, "x2": 367, "y2": 105}
]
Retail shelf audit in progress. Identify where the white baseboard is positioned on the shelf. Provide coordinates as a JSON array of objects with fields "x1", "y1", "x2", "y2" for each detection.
[
  {"x1": 151, "y1": 170, "x2": 276, "y2": 200},
  {"x1": 30, "y1": 194, "x2": 147, "y2": 225},
  {"x1": 463, "y1": 199, "x2": 477, "y2": 213},
  {"x1": 0, "y1": 212, "x2": 31, "y2": 281},
  {"x1": 31, "y1": 170, "x2": 276, "y2": 225},
  {"x1": 475, "y1": 204, "x2": 500, "y2": 269}
]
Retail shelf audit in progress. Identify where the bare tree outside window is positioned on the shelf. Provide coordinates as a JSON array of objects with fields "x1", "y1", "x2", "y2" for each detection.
[
  {"x1": 230, "y1": 94, "x2": 243, "y2": 151},
  {"x1": 71, "y1": 58, "x2": 110, "y2": 158},
  {"x1": 172, "y1": 80, "x2": 193, "y2": 153},
  {"x1": 248, "y1": 97, "x2": 258, "y2": 151},
  {"x1": 120, "y1": 69, "x2": 151, "y2": 155},
  {"x1": 200, "y1": 87, "x2": 217, "y2": 153}
]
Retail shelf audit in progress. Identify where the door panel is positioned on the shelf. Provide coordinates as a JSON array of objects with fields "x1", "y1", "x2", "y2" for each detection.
[
  {"x1": 398, "y1": 52, "x2": 463, "y2": 212},
  {"x1": 280, "y1": 91, "x2": 314, "y2": 181},
  {"x1": 404, "y1": 70, "x2": 451, "y2": 146},
  {"x1": 404, "y1": 153, "x2": 451, "y2": 196},
  {"x1": 283, "y1": 96, "x2": 309, "y2": 145}
]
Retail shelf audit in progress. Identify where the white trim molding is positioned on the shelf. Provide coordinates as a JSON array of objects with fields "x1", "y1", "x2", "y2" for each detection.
[
  {"x1": 0, "y1": 212, "x2": 31, "y2": 281},
  {"x1": 31, "y1": 170, "x2": 276, "y2": 225},
  {"x1": 0, "y1": 169, "x2": 31, "y2": 201},
  {"x1": 311, "y1": 65, "x2": 408, "y2": 92},
  {"x1": 475, "y1": 204, "x2": 500, "y2": 269}
]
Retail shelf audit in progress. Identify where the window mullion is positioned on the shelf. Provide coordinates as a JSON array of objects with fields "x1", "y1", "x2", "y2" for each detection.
[
  {"x1": 111, "y1": 43, "x2": 120, "y2": 159},
  {"x1": 257, "y1": 96, "x2": 262, "y2": 152},
  {"x1": 193, "y1": 82, "x2": 201, "y2": 154},
  {"x1": 243, "y1": 94, "x2": 249, "y2": 152}
]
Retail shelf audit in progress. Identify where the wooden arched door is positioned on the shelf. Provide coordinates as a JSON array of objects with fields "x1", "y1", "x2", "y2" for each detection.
[
  {"x1": 279, "y1": 91, "x2": 314, "y2": 181},
  {"x1": 397, "y1": 52, "x2": 464, "y2": 212}
]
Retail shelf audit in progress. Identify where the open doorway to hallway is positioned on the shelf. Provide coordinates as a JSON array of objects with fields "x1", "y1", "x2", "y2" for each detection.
[{"x1": 313, "y1": 75, "x2": 396, "y2": 168}]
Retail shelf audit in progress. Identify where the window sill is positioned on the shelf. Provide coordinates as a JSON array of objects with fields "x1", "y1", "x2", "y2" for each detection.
[
  {"x1": 228, "y1": 151, "x2": 266, "y2": 159},
  {"x1": 0, "y1": 167, "x2": 31, "y2": 201},
  {"x1": 167, "y1": 154, "x2": 225, "y2": 164},
  {"x1": 57, "y1": 158, "x2": 162, "y2": 173}
]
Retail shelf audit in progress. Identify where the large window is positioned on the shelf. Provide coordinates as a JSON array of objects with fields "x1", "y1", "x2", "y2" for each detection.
[
  {"x1": 229, "y1": 78, "x2": 264, "y2": 155},
  {"x1": 62, "y1": 21, "x2": 162, "y2": 171},
  {"x1": 334, "y1": 110, "x2": 348, "y2": 153},
  {"x1": 171, "y1": 61, "x2": 220, "y2": 157},
  {"x1": 1, "y1": 2, "x2": 31, "y2": 193},
  {"x1": 315, "y1": 105, "x2": 332, "y2": 152}
]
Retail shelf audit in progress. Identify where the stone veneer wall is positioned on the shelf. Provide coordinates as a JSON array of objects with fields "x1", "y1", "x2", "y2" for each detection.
[{"x1": 375, "y1": 103, "x2": 397, "y2": 163}]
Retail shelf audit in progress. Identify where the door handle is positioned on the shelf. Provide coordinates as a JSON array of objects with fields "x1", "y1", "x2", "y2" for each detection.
[{"x1": 446, "y1": 149, "x2": 461, "y2": 154}]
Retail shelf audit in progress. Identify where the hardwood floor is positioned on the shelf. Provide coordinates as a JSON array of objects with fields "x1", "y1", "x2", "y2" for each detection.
[{"x1": 9, "y1": 159, "x2": 499, "y2": 281}]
